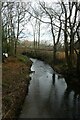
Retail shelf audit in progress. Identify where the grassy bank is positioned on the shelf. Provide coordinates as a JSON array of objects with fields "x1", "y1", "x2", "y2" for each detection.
[
  {"x1": 2, "y1": 55, "x2": 32, "y2": 119},
  {"x1": 23, "y1": 49, "x2": 66, "y2": 73},
  {"x1": 23, "y1": 49, "x2": 80, "y2": 87}
]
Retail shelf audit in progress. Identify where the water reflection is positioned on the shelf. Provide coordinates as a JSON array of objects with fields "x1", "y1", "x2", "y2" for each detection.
[
  {"x1": 19, "y1": 58, "x2": 80, "y2": 118},
  {"x1": 52, "y1": 73, "x2": 55, "y2": 85},
  {"x1": 72, "y1": 92, "x2": 80, "y2": 119},
  {"x1": 60, "y1": 85, "x2": 80, "y2": 118},
  {"x1": 58, "y1": 74, "x2": 63, "y2": 79}
]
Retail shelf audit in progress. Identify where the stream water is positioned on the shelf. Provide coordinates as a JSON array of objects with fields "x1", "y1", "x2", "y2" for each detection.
[{"x1": 19, "y1": 58, "x2": 80, "y2": 118}]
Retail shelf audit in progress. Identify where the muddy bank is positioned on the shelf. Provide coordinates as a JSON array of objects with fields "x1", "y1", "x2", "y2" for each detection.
[{"x1": 2, "y1": 56, "x2": 32, "y2": 119}]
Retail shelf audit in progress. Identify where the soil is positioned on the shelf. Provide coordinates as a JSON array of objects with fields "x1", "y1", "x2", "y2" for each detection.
[{"x1": 2, "y1": 56, "x2": 32, "y2": 119}]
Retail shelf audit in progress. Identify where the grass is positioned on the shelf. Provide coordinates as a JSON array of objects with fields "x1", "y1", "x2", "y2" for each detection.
[
  {"x1": 25, "y1": 49, "x2": 65, "y2": 65},
  {"x1": 2, "y1": 55, "x2": 32, "y2": 119},
  {"x1": 24, "y1": 49, "x2": 78, "y2": 75},
  {"x1": 23, "y1": 49, "x2": 80, "y2": 94},
  {"x1": 17, "y1": 54, "x2": 29, "y2": 63}
]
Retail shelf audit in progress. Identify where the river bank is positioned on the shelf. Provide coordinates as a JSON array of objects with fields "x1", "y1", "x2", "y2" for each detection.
[
  {"x1": 2, "y1": 55, "x2": 32, "y2": 119},
  {"x1": 19, "y1": 58, "x2": 80, "y2": 119},
  {"x1": 22, "y1": 50, "x2": 80, "y2": 89}
]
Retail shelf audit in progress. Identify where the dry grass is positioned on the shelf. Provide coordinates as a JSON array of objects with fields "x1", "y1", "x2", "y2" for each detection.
[
  {"x1": 2, "y1": 56, "x2": 32, "y2": 119},
  {"x1": 56, "y1": 52, "x2": 65, "y2": 60}
]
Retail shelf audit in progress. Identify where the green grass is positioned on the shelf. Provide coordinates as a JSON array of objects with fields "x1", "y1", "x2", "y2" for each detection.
[
  {"x1": 18, "y1": 54, "x2": 32, "y2": 66},
  {"x1": 17, "y1": 54, "x2": 30, "y2": 63}
]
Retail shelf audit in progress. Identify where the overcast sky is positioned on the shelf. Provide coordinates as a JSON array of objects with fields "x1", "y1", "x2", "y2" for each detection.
[
  {"x1": 19, "y1": 0, "x2": 80, "y2": 45},
  {"x1": 18, "y1": 0, "x2": 60, "y2": 45}
]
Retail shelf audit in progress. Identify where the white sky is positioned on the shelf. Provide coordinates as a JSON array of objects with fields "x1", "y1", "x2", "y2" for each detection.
[
  {"x1": 20, "y1": 0, "x2": 80, "y2": 43},
  {"x1": 18, "y1": 0, "x2": 60, "y2": 45}
]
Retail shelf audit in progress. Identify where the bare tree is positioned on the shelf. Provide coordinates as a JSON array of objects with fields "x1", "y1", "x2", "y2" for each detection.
[
  {"x1": 2, "y1": 2, "x2": 31, "y2": 56},
  {"x1": 74, "y1": 3, "x2": 80, "y2": 73},
  {"x1": 62, "y1": 1, "x2": 80, "y2": 70},
  {"x1": 39, "y1": 2, "x2": 62, "y2": 64},
  {"x1": 62, "y1": 2, "x2": 69, "y2": 67}
]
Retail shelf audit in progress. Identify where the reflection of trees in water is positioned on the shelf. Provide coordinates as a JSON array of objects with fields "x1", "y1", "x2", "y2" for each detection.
[
  {"x1": 52, "y1": 73, "x2": 55, "y2": 85},
  {"x1": 58, "y1": 74, "x2": 63, "y2": 79},
  {"x1": 60, "y1": 86, "x2": 71, "y2": 117},
  {"x1": 72, "y1": 92, "x2": 80, "y2": 119},
  {"x1": 60, "y1": 85, "x2": 80, "y2": 119},
  {"x1": 39, "y1": 73, "x2": 58, "y2": 117}
]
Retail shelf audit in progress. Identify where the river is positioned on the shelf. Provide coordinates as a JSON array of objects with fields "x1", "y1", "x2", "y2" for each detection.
[{"x1": 19, "y1": 58, "x2": 80, "y2": 119}]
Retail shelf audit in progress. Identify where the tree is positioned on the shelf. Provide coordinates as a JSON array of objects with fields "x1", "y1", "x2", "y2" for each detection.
[
  {"x1": 30, "y1": 18, "x2": 38, "y2": 49},
  {"x1": 61, "y1": 2, "x2": 70, "y2": 67},
  {"x1": 75, "y1": 4, "x2": 80, "y2": 73},
  {"x1": 2, "y1": 2, "x2": 15, "y2": 55},
  {"x1": 2, "y1": 2, "x2": 31, "y2": 56},
  {"x1": 61, "y1": 1, "x2": 80, "y2": 71},
  {"x1": 30, "y1": 4, "x2": 43, "y2": 49},
  {"x1": 68, "y1": 2, "x2": 79, "y2": 68},
  {"x1": 39, "y1": 2, "x2": 62, "y2": 64}
]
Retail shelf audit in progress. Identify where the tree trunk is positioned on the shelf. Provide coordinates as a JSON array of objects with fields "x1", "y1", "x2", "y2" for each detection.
[
  {"x1": 62, "y1": 2, "x2": 69, "y2": 67},
  {"x1": 50, "y1": 17, "x2": 56, "y2": 64},
  {"x1": 53, "y1": 44, "x2": 56, "y2": 64},
  {"x1": 76, "y1": 30, "x2": 80, "y2": 74},
  {"x1": 38, "y1": 21, "x2": 40, "y2": 48},
  {"x1": 69, "y1": 30, "x2": 74, "y2": 68},
  {"x1": 15, "y1": 7, "x2": 19, "y2": 56},
  {"x1": 64, "y1": 21, "x2": 69, "y2": 67},
  {"x1": 77, "y1": 53, "x2": 80, "y2": 74},
  {"x1": 33, "y1": 31, "x2": 36, "y2": 49}
]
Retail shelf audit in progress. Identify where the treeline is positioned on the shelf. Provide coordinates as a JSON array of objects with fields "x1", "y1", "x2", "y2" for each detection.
[
  {"x1": 32, "y1": 1, "x2": 80, "y2": 73},
  {"x1": 2, "y1": 2, "x2": 30, "y2": 56},
  {"x1": 2, "y1": 1, "x2": 80, "y2": 73}
]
